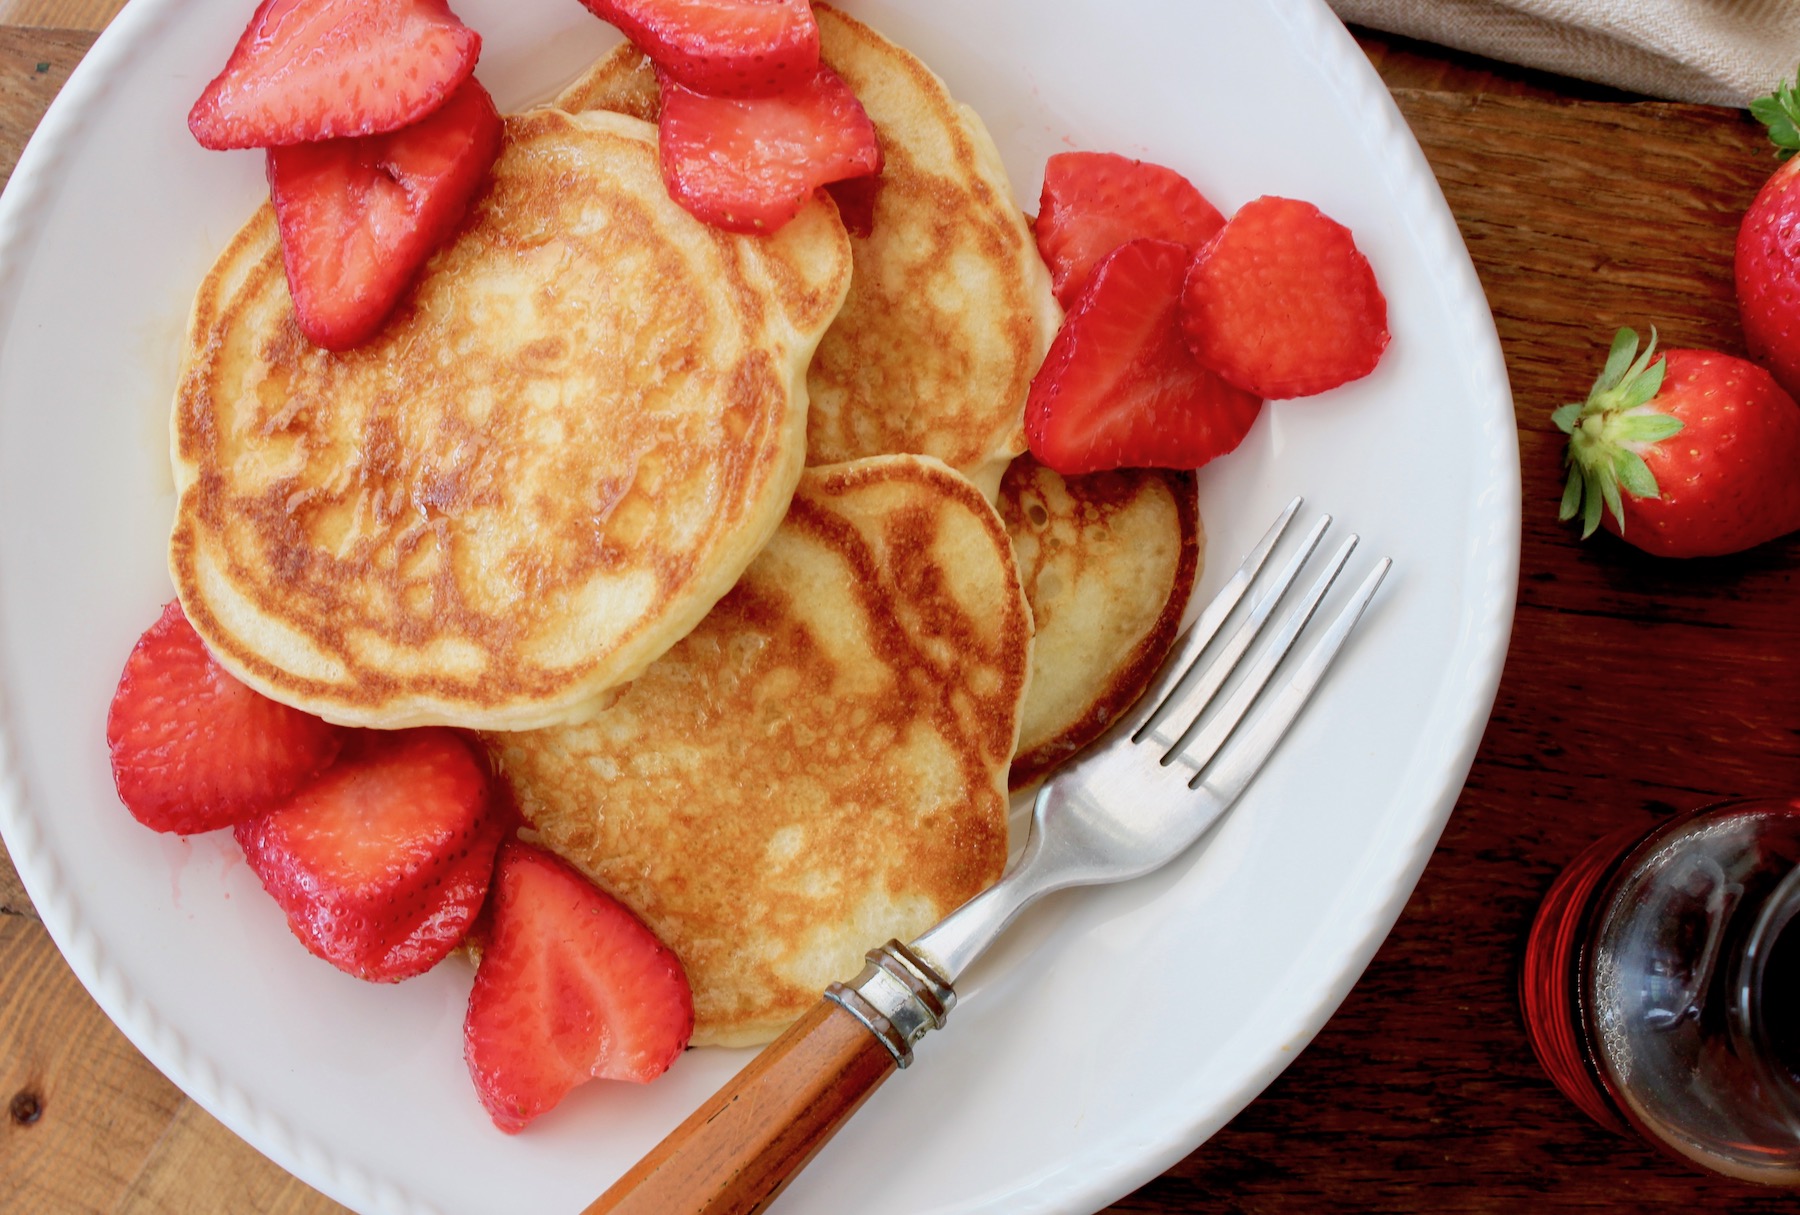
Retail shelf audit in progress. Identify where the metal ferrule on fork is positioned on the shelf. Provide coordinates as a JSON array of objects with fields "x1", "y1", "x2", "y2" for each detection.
[{"x1": 826, "y1": 940, "x2": 956, "y2": 1067}]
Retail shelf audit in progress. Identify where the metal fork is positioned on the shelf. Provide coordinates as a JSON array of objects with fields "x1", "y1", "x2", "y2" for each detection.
[{"x1": 586, "y1": 497, "x2": 1391, "y2": 1215}]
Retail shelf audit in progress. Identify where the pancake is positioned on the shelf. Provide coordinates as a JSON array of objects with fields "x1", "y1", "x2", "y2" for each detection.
[
  {"x1": 486, "y1": 454, "x2": 1031, "y2": 1046},
  {"x1": 556, "y1": 4, "x2": 1062, "y2": 499},
  {"x1": 999, "y1": 456, "x2": 1201, "y2": 789},
  {"x1": 169, "y1": 108, "x2": 852, "y2": 731}
]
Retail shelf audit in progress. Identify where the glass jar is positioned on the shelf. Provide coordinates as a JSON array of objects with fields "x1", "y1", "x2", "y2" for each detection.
[{"x1": 1521, "y1": 797, "x2": 1800, "y2": 1183}]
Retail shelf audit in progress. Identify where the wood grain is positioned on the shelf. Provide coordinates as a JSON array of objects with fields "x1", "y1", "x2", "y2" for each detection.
[
  {"x1": 6, "y1": 19, "x2": 1800, "y2": 1215},
  {"x1": 0, "y1": 0, "x2": 125, "y2": 30},
  {"x1": 586, "y1": 1000, "x2": 897, "y2": 1215}
]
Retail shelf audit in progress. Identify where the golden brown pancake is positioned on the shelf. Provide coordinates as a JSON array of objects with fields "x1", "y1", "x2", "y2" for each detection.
[
  {"x1": 486, "y1": 455, "x2": 1031, "y2": 1046},
  {"x1": 999, "y1": 456, "x2": 1201, "y2": 788},
  {"x1": 170, "y1": 109, "x2": 852, "y2": 730},
  {"x1": 556, "y1": 4, "x2": 1062, "y2": 499}
]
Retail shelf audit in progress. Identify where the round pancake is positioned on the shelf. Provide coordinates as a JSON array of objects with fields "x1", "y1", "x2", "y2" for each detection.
[
  {"x1": 170, "y1": 109, "x2": 852, "y2": 731},
  {"x1": 486, "y1": 454, "x2": 1031, "y2": 1047},
  {"x1": 999, "y1": 456, "x2": 1201, "y2": 789},
  {"x1": 556, "y1": 4, "x2": 1062, "y2": 499}
]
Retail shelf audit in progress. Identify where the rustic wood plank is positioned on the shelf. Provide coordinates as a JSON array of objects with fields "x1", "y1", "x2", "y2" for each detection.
[
  {"x1": 0, "y1": 915, "x2": 184, "y2": 1214},
  {"x1": 115, "y1": 1099, "x2": 349, "y2": 1215},
  {"x1": 1352, "y1": 26, "x2": 1644, "y2": 101},
  {"x1": 0, "y1": 0, "x2": 124, "y2": 31}
]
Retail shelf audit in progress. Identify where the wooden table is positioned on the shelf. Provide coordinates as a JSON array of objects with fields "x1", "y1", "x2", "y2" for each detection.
[{"x1": 6, "y1": 6, "x2": 1800, "y2": 1214}]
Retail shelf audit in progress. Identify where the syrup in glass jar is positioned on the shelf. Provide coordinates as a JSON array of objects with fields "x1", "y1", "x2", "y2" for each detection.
[{"x1": 1521, "y1": 798, "x2": 1800, "y2": 1183}]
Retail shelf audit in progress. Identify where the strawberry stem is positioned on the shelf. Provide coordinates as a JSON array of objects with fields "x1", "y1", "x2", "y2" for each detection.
[
  {"x1": 1750, "y1": 71, "x2": 1800, "y2": 162},
  {"x1": 1554, "y1": 327, "x2": 1684, "y2": 540}
]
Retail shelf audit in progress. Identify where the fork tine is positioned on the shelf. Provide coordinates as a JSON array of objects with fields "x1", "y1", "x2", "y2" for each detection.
[
  {"x1": 1161, "y1": 532, "x2": 1359, "y2": 770},
  {"x1": 1124, "y1": 495, "x2": 1305, "y2": 744},
  {"x1": 1182, "y1": 555, "x2": 1392, "y2": 801},
  {"x1": 1136, "y1": 511, "x2": 1330, "y2": 750}
]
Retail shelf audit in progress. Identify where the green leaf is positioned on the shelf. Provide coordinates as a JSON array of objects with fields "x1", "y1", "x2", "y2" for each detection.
[
  {"x1": 1613, "y1": 448, "x2": 1660, "y2": 500},
  {"x1": 1613, "y1": 412, "x2": 1684, "y2": 444},
  {"x1": 1551, "y1": 403, "x2": 1582, "y2": 433},
  {"x1": 1559, "y1": 463, "x2": 1582, "y2": 522},
  {"x1": 1580, "y1": 465, "x2": 1604, "y2": 539},
  {"x1": 1617, "y1": 356, "x2": 1666, "y2": 408},
  {"x1": 1621, "y1": 327, "x2": 1660, "y2": 386},
  {"x1": 1599, "y1": 464, "x2": 1625, "y2": 531},
  {"x1": 1595, "y1": 328, "x2": 1640, "y2": 393},
  {"x1": 1751, "y1": 71, "x2": 1800, "y2": 160}
]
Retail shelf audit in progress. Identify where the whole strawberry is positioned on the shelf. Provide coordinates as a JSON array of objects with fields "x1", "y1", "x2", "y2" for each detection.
[
  {"x1": 1737, "y1": 74, "x2": 1800, "y2": 400},
  {"x1": 1555, "y1": 327, "x2": 1800, "y2": 557}
]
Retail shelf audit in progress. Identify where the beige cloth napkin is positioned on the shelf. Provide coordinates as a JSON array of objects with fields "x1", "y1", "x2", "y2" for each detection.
[{"x1": 1327, "y1": 0, "x2": 1800, "y2": 105}]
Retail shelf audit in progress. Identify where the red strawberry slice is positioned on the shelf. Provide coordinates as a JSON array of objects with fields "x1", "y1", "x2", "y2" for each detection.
[
  {"x1": 1035, "y1": 151, "x2": 1226, "y2": 308},
  {"x1": 658, "y1": 64, "x2": 881, "y2": 235},
  {"x1": 266, "y1": 76, "x2": 502, "y2": 351},
  {"x1": 825, "y1": 173, "x2": 881, "y2": 239},
  {"x1": 464, "y1": 842, "x2": 693, "y2": 1133},
  {"x1": 107, "y1": 601, "x2": 346, "y2": 836},
  {"x1": 235, "y1": 728, "x2": 505, "y2": 983},
  {"x1": 188, "y1": 0, "x2": 481, "y2": 151},
  {"x1": 1026, "y1": 238, "x2": 1263, "y2": 476},
  {"x1": 1180, "y1": 195, "x2": 1389, "y2": 400},
  {"x1": 578, "y1": 0, "x2": 818, "y2": 97}
]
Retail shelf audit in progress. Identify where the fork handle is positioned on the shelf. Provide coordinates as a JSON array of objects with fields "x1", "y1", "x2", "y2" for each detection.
[
  {"x1": 583, "y1": 999, "x2": 895, "y2": 1215},
  {"x1": 585, "y1": 941, "x2": 956, "y2": 1215}
]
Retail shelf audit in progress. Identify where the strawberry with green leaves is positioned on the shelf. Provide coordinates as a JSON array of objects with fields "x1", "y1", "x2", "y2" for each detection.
[{"x1": 1555, "y1": 327, "x2": 1800, "y2": 558}]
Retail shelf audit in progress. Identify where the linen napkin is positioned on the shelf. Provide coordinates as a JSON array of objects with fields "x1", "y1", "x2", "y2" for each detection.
[{"x1": 1326, "y1": 0, "x2": 1800, "y2": 106}]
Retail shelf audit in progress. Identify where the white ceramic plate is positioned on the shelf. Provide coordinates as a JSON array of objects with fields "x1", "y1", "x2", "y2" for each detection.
[{"x1": 0, "y1": 1, "x2": 1516, "y2": 1212}]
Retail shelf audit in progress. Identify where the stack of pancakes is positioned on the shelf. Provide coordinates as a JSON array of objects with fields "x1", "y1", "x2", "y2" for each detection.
[{"x1": 170, "y1": 5, "x2": 1203, "y2": 1045}]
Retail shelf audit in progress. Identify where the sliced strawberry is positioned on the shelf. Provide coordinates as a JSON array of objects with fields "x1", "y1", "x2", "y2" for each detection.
[
  {"x1": 235, "y1": 728, "x2": 504, "y2": 983},
  {"x1": 578, "y1": 0, "x2": 818, "y2": 97},
  {"x1": 825, "y1": 173, "x2": 880, "y2": 239},
  {"x1": 188, "y1": 0, "x2": 481, "y2": 151},
  {"x1": 659, "y1": 64, "x2": 881, "y2": 235},
  {"x1": 266, "y1": 76, "x2": 502, "y2": 351},
  {"x1": 465, "y1": 842, "x2": 693, "y2": 1133},
  {"x1": 1026, "y1": 238, "x2": 1263, "y2": 476},
  {"x1": 1035, "y1": 151, "x2": 1226, "y2": 308},
  {"x1": 1180, "y1": 195, "x2": 1388, "y2": 399},
  {"x1": 106, "y1": 601, "x2": 346, "y2": 836}
]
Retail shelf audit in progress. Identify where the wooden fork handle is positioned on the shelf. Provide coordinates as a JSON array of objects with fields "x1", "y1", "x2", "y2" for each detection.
[{"x1": 583, "y1": 998, "x2": 897, "y2": 1215}]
